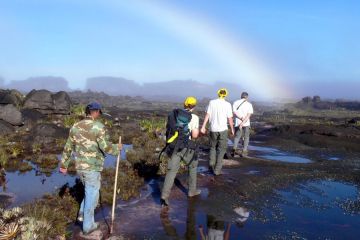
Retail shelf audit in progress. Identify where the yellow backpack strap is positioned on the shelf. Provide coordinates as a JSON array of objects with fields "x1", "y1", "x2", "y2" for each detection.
[{"x1": 167, "y1": 131, "x2": 179, "y2": 143}]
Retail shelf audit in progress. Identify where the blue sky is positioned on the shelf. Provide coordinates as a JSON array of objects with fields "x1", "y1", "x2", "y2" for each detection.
[{"x1": 0, "y1": 0, "x2": 359, "y2": 98}]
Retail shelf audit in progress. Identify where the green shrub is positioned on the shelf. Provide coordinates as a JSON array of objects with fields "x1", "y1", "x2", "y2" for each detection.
[
  {"x1": 63, "y1": 115, "x2": 80, "y2": 128},
  {"x1": 0, "y1": 148, "x2": 8, "y2": 166},
  {"x1": 139, "y1": 118, "x2": 166, "y2": 136},
  {"x1": 70, "y1": 104, "x2": 85, "y2": 116},
  {"x1": 32, "y1": 143, "x2": 42, "y2": 154}
]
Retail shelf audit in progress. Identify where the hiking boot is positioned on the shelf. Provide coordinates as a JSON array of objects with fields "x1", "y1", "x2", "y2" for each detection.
[
  {"x1": 188, "y1": 189, "x2": 201, "y2": 197},
  {"x1": 160, "y1": 198, "x2": 169, "y2": 207},
  {"x1": 214, "y1": 171, "x2": 222, "y2": 176},
  {"x1": 234, "y1": 149, "x2": 243, "y2": 157},
  {"x1": 241, "y1": 151, "x2": 248, "y2": 158},
  {"x1": 83, "y1": 222, "x2": 99, "y2": 235}
]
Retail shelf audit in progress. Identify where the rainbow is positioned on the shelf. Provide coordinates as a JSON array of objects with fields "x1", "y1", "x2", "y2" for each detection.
[{"x1": 107, "y1": 1, "x2": 293, "y2": 99}]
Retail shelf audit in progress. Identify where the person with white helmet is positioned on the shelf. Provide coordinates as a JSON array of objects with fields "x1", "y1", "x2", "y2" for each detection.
[{"x1": 201, "y1": 88, "x2": 234, "y2": 175}]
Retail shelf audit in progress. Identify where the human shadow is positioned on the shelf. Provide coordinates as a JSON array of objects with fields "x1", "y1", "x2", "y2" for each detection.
[{"x1": 58, "y1": 178, "x2": 111, "y2": 233}]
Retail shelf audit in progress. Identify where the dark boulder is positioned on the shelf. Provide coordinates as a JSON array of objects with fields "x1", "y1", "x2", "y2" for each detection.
[
  {"x1": 0, "y1": 104, "x2": 23, "y2": 125},
  {"x1": 348, "y1": 118, "x2": 360, "y2": 125},
  {"x1": 0, "y1": 120, "x2": 14, "y2": 135},
  {"x1": 0, "y1": 89, "x2": 24, "y2": 106},
  {"x1": 21, "y1": 109, "x2": 45, "y2": 125},
  {"x1": 23, "y1": 89, "x2": 53, "y2": 113},
  {"x1": 301, "y1": 96, "x2": 312, "y2": 104},
  {"x1": 29, "y1": 123, "x2": 68, "y2": 146},
  {"x1": 52, "y1": 91, "x2": 72, "y2": 114},
  {"x1": 23, "y1": 89, "x2": 71, "y2": 114},
  {"x1": 312, "y1": 96, "x2": 321, "y2": 103}
]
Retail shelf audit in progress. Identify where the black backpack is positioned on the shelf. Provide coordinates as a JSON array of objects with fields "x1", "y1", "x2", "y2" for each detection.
[{"x1": 159, "y1": 109, "x2": 192, "y2": 159}]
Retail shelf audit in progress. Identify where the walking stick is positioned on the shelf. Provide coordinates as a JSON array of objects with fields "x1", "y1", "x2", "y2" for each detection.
[{"x1": 110, "y1": 136, "x2": 121, "y2": 234}]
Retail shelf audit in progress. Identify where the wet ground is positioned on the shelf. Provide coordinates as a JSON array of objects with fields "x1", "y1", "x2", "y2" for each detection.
[
  {"x1": 2, "y1": 138, "x2": 360, "y2": 239},
  {"x1": 0, "y1": 146, "x2": 132, "y2": 207},
  {"x1": 101, "y1": 174, "x2": 360, "y2": 239}
]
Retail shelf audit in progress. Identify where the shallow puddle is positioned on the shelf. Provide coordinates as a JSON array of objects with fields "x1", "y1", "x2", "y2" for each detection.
[
  {"x1": 108, "y1": 179, "x2": 360, "y2": 239},
  {"x1": 228, "y1": 139, "x2": 312, "y2": 163},
  {"x1": 0, "y1": 146, "x2": 132, "y2": 208}
]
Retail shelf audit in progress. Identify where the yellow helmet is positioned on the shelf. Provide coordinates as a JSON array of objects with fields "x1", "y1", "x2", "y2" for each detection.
[
  {"x1": 217, "y1": 88, "x2": 228, "y2": 98},
  {"x1": 184, "y1": 96, "x2": 197, "y2": 108}
]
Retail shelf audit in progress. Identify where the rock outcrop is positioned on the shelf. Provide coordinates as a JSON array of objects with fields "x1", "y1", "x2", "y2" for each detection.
[
  {"x1": 0, "y1": 89, "x2": 24, "y2": 107},
  {"x1": 29, "y1": 123, "x2": 68, "y2": 146},
  {"x1": 0, "y1": 120, "x2": 14, "y2": 135},
  {"x1": 0, "y1": 104, "x2": 23, "y2": 126},
  {"x1": 21, "y1": 109, "x2": 45, "y2": 126},
  {"x1": 23, "y1": 90, "x2": 72, "y2": 114}
]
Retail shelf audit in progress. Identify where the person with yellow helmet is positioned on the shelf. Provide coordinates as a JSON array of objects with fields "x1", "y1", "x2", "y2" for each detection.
[
  {"x1": 160, "y1": 96, "x2": 202, "y2": 207},
  {"x1": 200, "y1": 88, "x2": 234, "y2": 175}
]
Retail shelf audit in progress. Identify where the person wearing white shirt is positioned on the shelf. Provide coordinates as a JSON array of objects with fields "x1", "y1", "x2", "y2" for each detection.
[
  {"x1": 232, "y1": 92, "x2": 253, "y2": 157},
  {"x1": 201, "y1": 88, "x2": 234, "y2": 175}
]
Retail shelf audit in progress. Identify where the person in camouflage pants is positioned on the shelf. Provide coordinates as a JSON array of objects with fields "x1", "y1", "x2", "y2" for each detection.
[{"x1": 60, "y1": 102, "x2": 122, "y2": 235}]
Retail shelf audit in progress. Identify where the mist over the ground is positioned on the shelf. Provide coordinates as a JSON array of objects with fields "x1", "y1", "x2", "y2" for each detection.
[
  {"x1": 1, "y1": 76, "x2": 359, "y2": 101},
  {"x1": 85, "y1": 78, "x2": 247, "y2": 100},
  {"x1": 1, "y1": 76, "x2": 248, "y2": 100}
]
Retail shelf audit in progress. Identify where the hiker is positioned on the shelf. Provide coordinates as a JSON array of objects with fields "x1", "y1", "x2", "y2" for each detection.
[
  {"x1": 201, "y1": 88, "x2": 234, "y2": 175},
  {"x1": 232, "y1": 92, "x2": 253, "y2": 157},
  {"x1": 59, "y1": 102, "x2": 122, "y2": 235},
  {"x1": 0, "y1": 164, "x2": 6, "y2": 191},
  {"x1": 160, "y1": 96, "x2": 201, "y2": 207}
]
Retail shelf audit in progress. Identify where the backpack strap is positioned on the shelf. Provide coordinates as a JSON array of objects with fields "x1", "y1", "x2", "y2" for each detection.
[{"x1": 236, "y1": 99, "x2": 247, "y2": 110}]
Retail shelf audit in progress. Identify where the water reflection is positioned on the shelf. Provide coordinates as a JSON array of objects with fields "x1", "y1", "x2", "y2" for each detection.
[
  {"x1": 159, "y1": 195, "x2": 250, "y2": 240},
  {"x1": 160, "y1": 199, "x2": 197, "y2": 239},
  {"x1": 199, "y1": 215, "x2": 231, "y2": 240},
  {"x1": 0, "y1": 164, "x2": 6, "y2": 191}
]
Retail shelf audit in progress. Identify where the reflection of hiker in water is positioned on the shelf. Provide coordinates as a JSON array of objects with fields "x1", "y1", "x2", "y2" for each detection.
[
  {"x1": 199, "y1": 215, "x2": 231, "y2": 240},
  {"x1": 0, "y1": 164, "x2": 6, "y2": 191},
  {"x1": 160, "y1": 199, "x2": 197, "y2": 239},
  {"x1": 160, "y1": 97, "x2": 202, "y2": 207}
]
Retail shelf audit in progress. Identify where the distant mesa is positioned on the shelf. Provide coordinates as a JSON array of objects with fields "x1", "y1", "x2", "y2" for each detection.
[
  {"x1": 86, "y1": 77, "x2": 140, "y2": 96},
  {"x1": 7, "y1": 76, "x2": 70, "y2": 92},
  {"x1": 85, "y1": 77, "x2": 246, "y2": 100},
  {"x1": 2, "y1": 75, "x2": 248, "y2": 100}
]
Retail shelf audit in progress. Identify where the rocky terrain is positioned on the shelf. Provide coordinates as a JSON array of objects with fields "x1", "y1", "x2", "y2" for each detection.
[{"x1": 0, "y1": 88, "x2": 360, "y2": 239}]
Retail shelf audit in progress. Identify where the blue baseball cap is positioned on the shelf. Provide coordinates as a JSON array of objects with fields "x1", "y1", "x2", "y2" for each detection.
[
  {"x1": 86, "y1": 102, "x2": 103, "y2": 114},
  {"x1": 87, "y1": 102, "x2": 102, "y2": 110}
]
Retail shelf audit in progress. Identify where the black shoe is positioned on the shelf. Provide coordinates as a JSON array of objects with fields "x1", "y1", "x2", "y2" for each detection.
[
  {"x1": 160, "y1": 198, "x2": 169, "y2": 207},
  {"x1": 230, "y1": 149, "x2": 235, "y2": 157}
]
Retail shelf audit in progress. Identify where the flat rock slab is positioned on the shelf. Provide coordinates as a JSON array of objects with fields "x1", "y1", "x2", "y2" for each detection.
[
  {"x1": 72, "y1": 223, "x2": 110, "y2": 240},
  {"x1": 0, "y1": 192, "x2": 16, "y2": 208},
  {"x1": 222, "y1": 159, "x2": 241, "y2": 166}
]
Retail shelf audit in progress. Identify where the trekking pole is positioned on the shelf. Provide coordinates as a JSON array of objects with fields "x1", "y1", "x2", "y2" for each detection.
[{"x1": 110, "y1": 136, "x2": 121, "y2": 234}]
